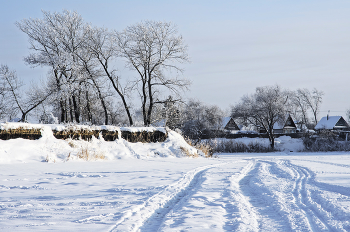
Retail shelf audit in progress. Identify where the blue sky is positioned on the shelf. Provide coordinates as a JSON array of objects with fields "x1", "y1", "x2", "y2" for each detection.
[{"x1": 1, "y1": 0, "x2": 350, "y2": 119}]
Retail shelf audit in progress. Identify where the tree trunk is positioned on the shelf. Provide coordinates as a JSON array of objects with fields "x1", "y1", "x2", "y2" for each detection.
[
  {"x1": 85, "y1": 91, "x2": 92, "y2": 123},
  {"x1": 146, "y1": 75, "x2": 153, "y2": 126},
  {"x1": 268, "y1": 125, "x2": 275, "y2": 150},
  {"x1": 98, "y1": 60, "x2": 133, "y2": 126},
  {"x1": 20, "y1": 112, "x2": 26, "y2": 122},
  {"x1": 91, "y1": 80, "x2": 108, "y2": 125},
  {"x1": 72, "y1": 95, "x2": 80, "y2": 123},
  {"x1": 60, "y1": 100, "x2": 66, "y2": 123},
  {"x1": 69, "y1": 98, "x2": 74, "y2": 122}
]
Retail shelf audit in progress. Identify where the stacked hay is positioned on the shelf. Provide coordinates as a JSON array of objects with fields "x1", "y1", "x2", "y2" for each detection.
[
  {"x1": 99, "y1": 125, "x2": 120, "y2": 141},
  {"x1": 0, "y1": 127, "x2": 42, "y2": 140},
  {"x1": 52, "y1": 125, "x2": 100, "y2": 141},
  {"x1": 52, "y1": 129, "x2": 100, "y2": 140},
  {"x1": 0, "y1": 123, "x2": 168, "y2": 143},
  {"x1": 0, "y1": 123, "x2": 43, "y2": 140},
  {"x1": 120, "y1": 130, "x2": 167, "y2": 142},
  {"x1": 101, "y1": 130, "x2": 119, "y2": 141},
  {"x1": 120, "y1": 127, "x2": 167, "y2": 143}
]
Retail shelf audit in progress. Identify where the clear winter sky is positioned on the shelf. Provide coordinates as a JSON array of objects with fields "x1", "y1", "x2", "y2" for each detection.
[{"x1": 1, "y1": 0, "x2": 350, "y2": 119}]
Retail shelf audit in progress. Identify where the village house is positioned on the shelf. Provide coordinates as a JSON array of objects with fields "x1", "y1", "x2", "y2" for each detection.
[
  {"x1": 273, "y1": 114, "x2": 297, "y2": 134},
  {"x1": 221, "y1": 117, "x2": 240, "y2": 131},
  {"x1": 314, "y1": 116, "x2": 350, "y2": 131}
]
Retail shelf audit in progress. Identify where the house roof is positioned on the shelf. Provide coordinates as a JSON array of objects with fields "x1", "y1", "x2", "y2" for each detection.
[
  {"x1": 314, "y1": 116, "x2": 349, "y2": 130},
  {"x1": 222, "y1": 117, "x2": 239, "y2": 130},
  {"x1": 222, "y1": 117, "x2": 231, "y2": 128},
  {"x1": 273, "y1": 115, "x2": 296, "y2": 130}
]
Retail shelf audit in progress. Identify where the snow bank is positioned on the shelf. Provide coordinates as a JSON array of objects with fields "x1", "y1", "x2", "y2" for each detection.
[
  {"x1": 274, "y1": 136, "x2": 304, "y2": 152},
  {"x1": 0, "y1": 124, "x2": 199, "y2": 163}
]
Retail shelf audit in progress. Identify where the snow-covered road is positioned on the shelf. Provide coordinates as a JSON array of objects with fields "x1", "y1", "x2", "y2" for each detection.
[{"x1": 1, "y1": 153, "x2": 350, "y2": 231}]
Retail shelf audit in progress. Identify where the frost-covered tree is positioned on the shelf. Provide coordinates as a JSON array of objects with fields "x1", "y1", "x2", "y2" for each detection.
[
  {"x1": 231, "y1": 85, "x2": 288, "y2": 149},
  {"x1": 289, "y1": 89, "x2": 310, "y2": 130},
  {"x1": 296, "y1": 88, "x2": 324, "y2": 124},
  {"x1": 180, "y1": 99, "x2": 224, "y2": 139},
  {"x1": 0, "y1": 65, "x2": 18, "y2": 120},
  {"x1": 149, "y1": 96, "x2": 183, "y2": 129},
  {"x1": 16, "y1": 10, "x2": 92, "y2": 123},
  {"x1": 17, "y1": 10, "x2": 134, "y2": 125},
  {"x1": 0, "y1": 64, "x2": 52, "y2": 122},
  {"x1": 85, "y1": 27, "x2": 134, "y2": 125},
  {"x1": 17, "y1": 12, "x2": 192, "y2": 126},
  {"x1": 115, "y1": 21, "x2": 190, "y2": 126}
]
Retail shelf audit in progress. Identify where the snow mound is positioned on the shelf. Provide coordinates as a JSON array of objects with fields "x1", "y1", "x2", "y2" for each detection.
[
  {"x1": 0, "y1": 125, "x2": 198, "y2": 163},
  {"x1": 274, "y1": 136, "x2": 304, "y2": 152}
]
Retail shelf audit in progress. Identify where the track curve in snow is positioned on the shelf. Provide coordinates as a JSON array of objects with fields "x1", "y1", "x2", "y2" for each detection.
[
  {"x1": 109, "y1": 163, "x2": 225, "y2": 232},
  {"x1": 109, "y1": 158, "x2": 350, "y2": 232}
]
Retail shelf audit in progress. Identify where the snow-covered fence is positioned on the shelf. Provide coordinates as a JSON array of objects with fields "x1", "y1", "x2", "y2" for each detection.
[{"x1": 0, "y1": 123, "x2": 168, "y2": 143}]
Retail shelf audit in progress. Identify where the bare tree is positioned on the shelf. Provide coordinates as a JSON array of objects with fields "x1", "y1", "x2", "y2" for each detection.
[
  {"x1": 0, "y1": 64, "x2": 52, "y2": 122},
  {"x1": 115, "y1": 21, "x2": 190, "y2": 126},
  {"x1": 297, "y1": 88, "x2": 324, "y2": 124},
  {"x1": 86, "y1": 27, "x2": 134, "y2": 125},
  {"x1": 0, "y1": 65, "x2": 18, "y2": 120},
  {"x1": 16, "y1": 10, "x2": 91, "y2": 123},
  {"x1": 17, "y1": 10, "x2": 135, "y2": 125},
  {"x1": 180, "y1": 99, "x2": 225, "y2": 139},
  {"x1": 289, "y1": 89, "x2": 310, "y2": 131},
  {"x1": 231, "y1": 85, "x2": 288, "y2": 149}
]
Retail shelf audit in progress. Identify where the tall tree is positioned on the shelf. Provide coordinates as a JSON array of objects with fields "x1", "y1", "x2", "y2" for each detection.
[
  {"x1": 297, "y1": 88, "x2": 324, "y2": 124},
  {"x1": 232, "y1": 85, "x2": 288, "y2": 149},
  {"x1": 115, "y1": 21, "x2": 190, "y2": 126},
  {"x1": 17, "y1": 10, "x2": 134, "y2": 125},
  {"x1": 289, "y1": 89, "x2": 310, "y2": 131},
  {"x1": 16, "y1": 10, "x2": 91, "y2": 123},
  {"x1": 86, "y1": 27, "x2": 134, "y2": 125}
]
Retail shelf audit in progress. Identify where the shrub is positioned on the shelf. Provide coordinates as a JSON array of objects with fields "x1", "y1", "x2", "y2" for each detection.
[
  {"x1": 193, "y1": 139, "x2": 274, "y2": 153},
  {"x1": 72, "y1": 147, "x2": 106, "y2": 161},
  {"x1": 302, "y1": 130, "x2": 350, "y2": 152},
  {"x1": 180, "y1": 146, "x2": 199, "y2": 158},
  {"x1": 185, "y1": 138, "x2": 214, "y2": 157}
]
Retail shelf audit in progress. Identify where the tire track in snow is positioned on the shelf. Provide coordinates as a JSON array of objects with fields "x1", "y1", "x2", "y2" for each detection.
[
  {"x1": 261, "y1": 159, "x2": 350, "y2": 231},
  {"x1": 260, "y1": 160, "x2": 313, "y2": 231},
  {"x1": 238, "y1": 160, "x2": 293, "y2": 231},
  {"x1": 108, "y1": 163, "x2": 225, "y2": 232},
  {"x1": 225, "y1": 159, "x2": 259, "y2": 231},
  {"x1": 286, "y1": 161, "x2": 338, "y2": 232},
  {"x1": 138, "y1": 167, "x2": 208, "y2": 231}
]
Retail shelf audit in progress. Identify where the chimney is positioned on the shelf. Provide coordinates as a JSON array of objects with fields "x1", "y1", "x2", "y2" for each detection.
[{"x1": 327, "y1": 110, "x2": 330, "y2": 120}]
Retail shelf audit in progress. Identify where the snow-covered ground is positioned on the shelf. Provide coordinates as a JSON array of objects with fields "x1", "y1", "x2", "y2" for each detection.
[{"x1": 1, "y1": 129, "x2": 350, "y2": 231}]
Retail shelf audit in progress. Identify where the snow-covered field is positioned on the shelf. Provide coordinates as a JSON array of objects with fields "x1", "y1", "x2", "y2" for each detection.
[{"x1": 1, "y1": 128, "x2": 350, "y2": 231}]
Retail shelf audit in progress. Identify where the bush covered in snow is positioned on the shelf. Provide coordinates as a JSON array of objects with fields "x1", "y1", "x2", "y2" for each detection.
[
  {"x1": 302, "y1": 130, "x2": 350, "y2": 152},
  {"x1": 195, "y1": 138, "x2": 274, "y2": 153}
]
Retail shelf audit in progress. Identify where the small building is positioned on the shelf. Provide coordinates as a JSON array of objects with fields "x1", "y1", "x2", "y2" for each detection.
[
  {"x1": 314, "y1": 116, "x2": 349, "y2": 131},
  {"x1": 222, "y1": 117, "x2": 239, "y2": 131},
  {"x1": 273, "y1": 114, "x2": 297, "y2": 134}
]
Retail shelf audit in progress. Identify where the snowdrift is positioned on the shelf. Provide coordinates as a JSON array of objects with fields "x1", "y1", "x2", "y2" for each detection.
[{"x1": 0, "y1": 122, "x2": 198, "y2": 163}]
